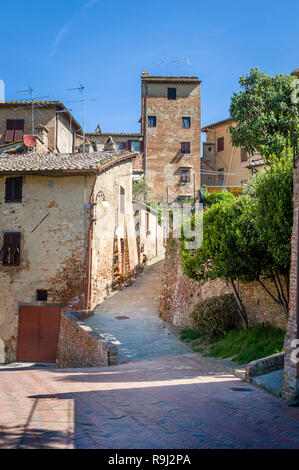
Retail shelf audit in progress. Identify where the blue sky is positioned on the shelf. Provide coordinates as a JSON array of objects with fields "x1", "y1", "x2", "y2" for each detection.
[{"x1": 1, "y1": 0, "x2": 299, "y2": 134}]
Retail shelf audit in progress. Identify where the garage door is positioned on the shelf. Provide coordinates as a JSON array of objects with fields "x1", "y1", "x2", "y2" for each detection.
[{"x1": 17, "y1": 306, "x2": 61, "y2": 363}]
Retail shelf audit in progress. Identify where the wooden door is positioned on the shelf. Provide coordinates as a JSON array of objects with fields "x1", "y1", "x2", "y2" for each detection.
[{"x1": 17, "y1": 306, "x2": 61, "y2": 363}]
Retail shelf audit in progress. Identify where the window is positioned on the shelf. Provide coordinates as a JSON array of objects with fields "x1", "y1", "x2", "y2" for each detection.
[
  {"x1": 218, "y1": 169, "x2": 224, "y2": 187},
  {"x1": 181, "y1": 169, "x2": 191, "y2": 183},
  {"x1": 168, "y1": 88, "x2": 176, "y2": 100},
  {"x1": 182, "y1": 117, "x2": 191, "y2": 129},
  {"x1": 121, "y1": 142, "x2": 127, "y2": 150},
  {"x1": 148, "y1": 116, "x2": 156, "y2": 127},
  {"x1": 181, "y1": 142, "x2": 191, "y2": 154},
  {"x1": 131, "y1": 141, "x2": 140, "y2": 152},
  {"x1": 5, "y1": 177, "x2": 23, "y2": 203},
  {"x1": 217, "y1": 137, "x2": 224, "y2": 152},
  {"x1": 0, "y1": 232, "x2": 21, "y2": 266},
  {"x1": 5, "y1": 119, "x2": 25, "y2": 143},
  {"x1": 120, "y1": 186, "x2": 125, "y2": 214},
  {"x1": 241, "y1": 149, "x2": 248, "y2": 162},
  {"x1": 117, "y1": 142, "x2": 122, "y2": 150},
  {"x1": 36, "y1": 290, "x2": 48, "y2": 301}
]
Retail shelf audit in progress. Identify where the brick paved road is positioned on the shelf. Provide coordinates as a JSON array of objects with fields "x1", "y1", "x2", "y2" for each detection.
[
  {"x1": 0, "y1": 355, "x2": 298, "y2": 449},
  {"x1": 84, "y1": 260, "x2": 190, "y2": 363}
]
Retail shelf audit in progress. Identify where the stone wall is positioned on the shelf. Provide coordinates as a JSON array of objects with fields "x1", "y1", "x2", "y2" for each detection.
[
  {"x1": 246, "y1": 353, "x2": 285, "y2": 381},
  {"x1": 0, "y1": 174, "x2": 94, "y2": 363},
  {"x1": 89, "y1": 160, "x2": 139, "y2": 308},
  {"x1": 56, "y1": 312, "x2": 117, "y2": 368},
  {"x1": 0, "y1": 105, "x2": 74, "y2": 153},
  {"x1": 160, "y1": 238, "x2": 287, "y2": 331},
  {"x1": 283, "y1": 158, "x2": 299, "y2": 401}
]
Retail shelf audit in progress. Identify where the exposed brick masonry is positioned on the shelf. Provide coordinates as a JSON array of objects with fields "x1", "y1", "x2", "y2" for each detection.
[
  {"x1": 282, "y1": 158, "x2": 299, "y2": 401},
  {"x1": 56, "y1": 312, "x2": 117, "y2": 368},
  {"x1": 160, "y1": 238, "x2": 287, "y2": 331}
]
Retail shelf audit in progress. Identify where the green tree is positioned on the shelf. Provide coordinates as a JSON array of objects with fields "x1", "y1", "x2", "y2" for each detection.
[
  {"x1": 181, "y1": 197, "x2": 265, "y2": 328},
  {"x1": 132, "y1": 176, "x2": 151, "y2": 201},
  {"x1": 229, "y1": 67, "x2": 299, "y2": 158},
  {"x1": 244, "y1": 153, "x2": 294, "y2": 315}
]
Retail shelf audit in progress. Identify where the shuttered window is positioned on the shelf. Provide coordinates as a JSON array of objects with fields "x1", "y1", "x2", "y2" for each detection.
[
  {"x1": 241, "y1": 149, "x2": 248, "y2": 162},
  {"x1": 181, "y1": 169, "x2": 191, "y2": 183},
  {"x1": 217, "y1": 137, "x2": 224, "y2": 152},
  {"x1": 5, "y1": 119, "x2": 25, "y2": 143},
  {"x1": 5, "y1": 177, "x2": 23, "y2": 203},
  {"x1": 181, "y1": 142, "x2": 191, "y2": 154},
  {"x1": 0, "y1": 232, "x2": 21, "y2": 266}
]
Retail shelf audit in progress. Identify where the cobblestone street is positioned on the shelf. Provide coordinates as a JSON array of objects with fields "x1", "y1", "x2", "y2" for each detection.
[
  {"x1": 0, "y1": 260, "x2": 299, "y2": 449},
  {"x1": 84, "y1": 260, "x2": 190, "y2": 363},
  {"x1": 0, "y1": 355, "x2": 299, "y2": 449}
]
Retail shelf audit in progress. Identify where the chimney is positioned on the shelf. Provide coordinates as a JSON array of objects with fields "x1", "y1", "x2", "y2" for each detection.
[
  {"x1": 142, "y1": 71, "x2": 149, "y2": 78},
  {"x1": 104, "y1": 136, "x2": 117, "y2": 152}
]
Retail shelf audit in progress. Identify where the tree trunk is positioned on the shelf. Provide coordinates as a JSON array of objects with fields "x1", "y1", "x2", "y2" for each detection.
[{"x1": 229, "y1": 279, "x2": 248, "y2": 329}]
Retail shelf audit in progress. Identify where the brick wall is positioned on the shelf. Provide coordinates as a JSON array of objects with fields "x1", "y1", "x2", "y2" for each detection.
[
  {"x1": 56, "y1": 312, "x2": 117, "y2": 368},
  {"x1": 160, "y1": 238, "x2": 287, "y2": 330},
  {"x1": 141, "y1": 77, "x2": 201, "y2": 203},
  {"x1": 282, "y1": 158, "x2": 299, "y2": 401}
]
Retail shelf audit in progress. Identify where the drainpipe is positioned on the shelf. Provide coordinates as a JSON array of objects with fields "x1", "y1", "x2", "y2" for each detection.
[{"x1": 85, "y1": 175, "x2": 97, "y2": 311}]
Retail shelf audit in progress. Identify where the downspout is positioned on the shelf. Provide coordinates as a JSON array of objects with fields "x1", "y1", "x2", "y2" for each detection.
[
  {"x1": 143, "y1": 81, "x2": 148, "y2": 200},
  {"x1": 85, "y1": 175, "x2": 97, "y2": 311},
  {"x1": 55, "y1": 112, "x2": 59, "y2": 153}
]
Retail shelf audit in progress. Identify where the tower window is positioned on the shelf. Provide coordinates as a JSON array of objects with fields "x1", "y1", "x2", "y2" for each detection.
[
  {"x1": 182, "y1": 117, "x2": 191, "y2": 129},
  {"x1": 181, "y1": 142, "x2": 191, "y2": 154},
  {"x1": 148, "y1": 116, "x2": 156, "y2": 127},
  {"x1": 168, "y1": 88, "x2": 176, "y2": 100},
  {"x1": 181, "y1": 169, "x2": 191, "y2": 183}
]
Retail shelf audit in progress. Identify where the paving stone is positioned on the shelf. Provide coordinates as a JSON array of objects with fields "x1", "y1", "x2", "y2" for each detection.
[{"x1": 84, "y1": 260, "x2": 190, "y2": 363}]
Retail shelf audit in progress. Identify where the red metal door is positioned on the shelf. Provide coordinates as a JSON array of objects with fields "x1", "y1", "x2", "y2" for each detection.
[
  {"x1": 17, "y1": 306, "x2": 61, "y2": 363},
  {"x1": 17, "y1": 306, "x2": 39, "y2": 362}
]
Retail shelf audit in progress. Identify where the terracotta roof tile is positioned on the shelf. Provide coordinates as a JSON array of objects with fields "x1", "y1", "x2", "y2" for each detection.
[{"x1": 0, "y1": 150, "x2": 136, "y2": 174}]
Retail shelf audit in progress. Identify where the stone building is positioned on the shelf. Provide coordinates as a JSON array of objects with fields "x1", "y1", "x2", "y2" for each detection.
[
  {"x1": 141, "y1": 72, "x2": 201, "y2": 203},
  {"x1": 282, "y1": 155, "x2": 299, "y2": 402},
  {"x1": 0, "y1": 101, "x2": 82, "y2": 154},
  {"x1": 201, "y1": 118, "x2": 264, "y2": 192},
  {"x1": 133, "y1": 201, "x2": 164, "y2": 263},
  {"x1": 0, "y1": 149, "x2": 139, "y2": 364},
  {"x1": 85, "y1": 132, "x2": 144, "y2": 178}
]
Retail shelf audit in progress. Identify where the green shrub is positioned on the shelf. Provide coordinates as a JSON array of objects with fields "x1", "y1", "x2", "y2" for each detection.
[
  {"x1": 204, "y1": 192, "x2": 235, "y2": 206},
  {"x1": 180, "y1": 328, "x2": 200, "y2": 341},
  {"x1": 191, "y1": 294, "x2": 238, "y2": 338},
  {"x1": 209, "y1": 325, "x2": 285, "y2": 363}
]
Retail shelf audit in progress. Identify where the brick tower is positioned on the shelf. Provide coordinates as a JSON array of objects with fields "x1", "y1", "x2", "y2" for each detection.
[{"x1": 141, "y1": 72, "x2": 201, "y2": 203}]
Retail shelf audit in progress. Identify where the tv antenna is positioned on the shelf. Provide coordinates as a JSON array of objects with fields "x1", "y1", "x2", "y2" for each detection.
[
  {"x1": 66, "y1": 83, "x2": 95, "y2": 152},
  {"x1": 159, "y1": 61, "x2": 165, "y2": 75},
  {"x1": 186, "y1": 59, "x2": 192, "y2": 75}
]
